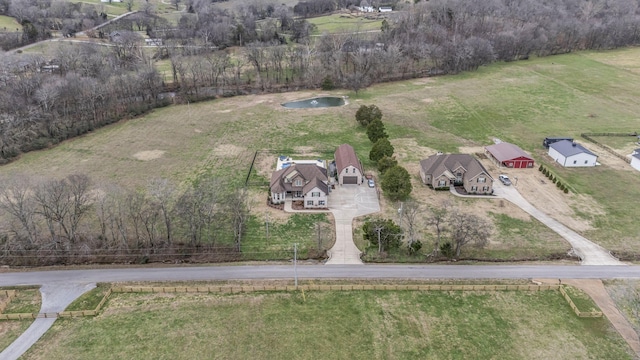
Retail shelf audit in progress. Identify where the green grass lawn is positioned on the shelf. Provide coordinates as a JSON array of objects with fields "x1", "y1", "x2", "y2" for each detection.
[
  {"x1": 21, "y1": 289, "x2": 633, "y2": 359},
  {"x1": 0, "y1": 15, "x2": 21, "y2": 31},
  {"x1": 308, "y1": 13, "x2": 383, "y2": 34}
]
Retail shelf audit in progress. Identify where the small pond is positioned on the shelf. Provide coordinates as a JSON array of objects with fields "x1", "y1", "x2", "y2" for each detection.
[{"x1": 282, "y1": 96, "x2": 346, "y2": 109}]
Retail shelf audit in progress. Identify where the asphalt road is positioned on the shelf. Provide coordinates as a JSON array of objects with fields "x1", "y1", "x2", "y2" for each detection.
[{"x1": 2, "y1": 264, "x2": 640, "y2": 286}]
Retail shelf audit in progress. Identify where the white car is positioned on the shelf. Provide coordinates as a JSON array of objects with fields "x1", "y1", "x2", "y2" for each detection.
[
  {"x1": 368, "y1": 179, "x2": 375, "y2": 188},
  {"x1": 498, "y1": 175, "x2": 511, "y2": 186}
]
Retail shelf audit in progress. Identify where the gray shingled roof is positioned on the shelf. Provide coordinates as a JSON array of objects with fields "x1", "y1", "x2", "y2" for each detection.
[
  {"x1": 420, "y1": 154, "x2": 492, "y2": 181},
  {"x1": 485, "y1": 142, "x2": 532, "y2": 162},
  {"x1": 270, "y1": 163, "x2": 328, "y2": 194},
  {"x1": 549, "y1": 140, "x2": 597, "y2": 157}
]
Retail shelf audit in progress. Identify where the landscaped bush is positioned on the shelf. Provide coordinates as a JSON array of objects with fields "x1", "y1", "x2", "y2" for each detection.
[
  {"x1": 539, "y1": 165, "x2": 544, "y2": 171},
  {"x1": 557, "y1": 181, "x2": 562, "y2": 188},
  {"x1": 321, "y1": 76, "x2": 335, "y2": 90},
  {"x1": 564, "y1": 188, "x2": 569, "y2": 194}
]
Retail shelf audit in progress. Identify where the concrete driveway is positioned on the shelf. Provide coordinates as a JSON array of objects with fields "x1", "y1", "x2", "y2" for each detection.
[
  {"x1": 326, "y1": 184, "x2": 380, "y2": 264},
  {"x1": 493, "y1": 182, "x2": 623, "y2": 266}
]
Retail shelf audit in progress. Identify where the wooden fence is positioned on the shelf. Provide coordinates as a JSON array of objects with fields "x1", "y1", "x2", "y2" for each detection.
[
  {"x1": 0, "y1": 284, "x2": 602, "y2": 320},
  {"x1": 559, "y1": 286, "x2": 603, "y2": 318},
  {"x1": 581, "y1": 133, "x2": 635, "y2": 164},
  {"x1": 0, "y1": 290, "x2": 17, "y2": 314}
]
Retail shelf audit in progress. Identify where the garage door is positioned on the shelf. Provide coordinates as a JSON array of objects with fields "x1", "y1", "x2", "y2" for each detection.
[{"x1": 343, "y1": 176, "x2": 358, "y2": 184}]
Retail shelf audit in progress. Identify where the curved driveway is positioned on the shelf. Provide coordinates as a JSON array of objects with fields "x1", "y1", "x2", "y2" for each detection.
[{"x1": 492, "y1": 183, "x2": 623, "y2": 266}]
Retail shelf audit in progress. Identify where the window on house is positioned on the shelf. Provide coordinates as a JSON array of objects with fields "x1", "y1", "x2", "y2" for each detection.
[
  {"x1": 345, "y1": 169, "x2": 348, "y2": 173},
  {"x1": 295, "y1": 179, "x2": 302, "y2": 186},
  {"x1": 312, "y1": 192, "x2": 320, "y2": 197},
  {"x1": 573, "y1": 160, "x2": 577, "y2": 164},
  {"x1": 307, "y1": 201, "x2": 314, "y2": 206},
  {"x1": 319, "y1": 200, "x2": 325, "y2": 206},
  {"x1": 471, "y1": 186, "x2": 478, "y2": 192},
  {"x1": 438, "y1": 180, "x2": 446, "y2": 186},
  {"x1": 353, "y1": 168, "x2": 356, "y2": 173},
  {"x1": 478, "y1": 177, "x2": 486, "y2": 183},
  {"x1": 483, "y1": 186, "x2": 489, "y2": 192},
  {"x1": 584, "y1": 160, "x2": 588, "y2": 164}
]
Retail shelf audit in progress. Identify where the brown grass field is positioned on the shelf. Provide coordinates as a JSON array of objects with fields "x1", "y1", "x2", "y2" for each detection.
[{"x1": 2, "y1": 48, "x2": 640, "y2": 257}]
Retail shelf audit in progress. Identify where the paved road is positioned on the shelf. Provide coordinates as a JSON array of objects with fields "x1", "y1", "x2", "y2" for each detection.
[
  {"x1": 1, "y1": 264, "x2": 640, "y2": 287},
  {"x1": 326, "y1": 185, "x2": 380, "y2": 264},
  {"x1": 493, "y1": 183, "x2": 622, "y2": 265}
]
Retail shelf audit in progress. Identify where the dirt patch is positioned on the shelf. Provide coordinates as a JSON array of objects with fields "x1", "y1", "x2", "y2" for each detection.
[
  {"x1": 210, "y1": 144, "x2": 246, "y2": 158},
  {"x1": 422, "y1": 98, "x2": 434, "y2": 103},
  {"x1": 133, "y1": 150, "x2": 165, "y2": 161},
  {"x1": 579, "y1": 142, "x2": 636, "y2": 172}
]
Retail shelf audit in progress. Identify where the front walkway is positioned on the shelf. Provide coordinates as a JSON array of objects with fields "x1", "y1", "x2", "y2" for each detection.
[{"x1": 281, "y1": 186, "x2": 380, "y2": 265}]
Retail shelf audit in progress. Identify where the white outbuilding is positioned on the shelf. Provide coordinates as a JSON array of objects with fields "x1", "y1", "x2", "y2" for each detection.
[
  {"x1": 548, "y1": 140, "x2": 598, "y2": 167},
  {"x1": 630, "y1": 148, "x2": 640, "y2": 171}
]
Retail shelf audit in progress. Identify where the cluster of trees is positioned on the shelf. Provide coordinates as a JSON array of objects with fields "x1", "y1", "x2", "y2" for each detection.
[
  {"x1": 356, "y1": 104, "x2": 412, "y2": 201},
  {"x1": 5, "y1": 0, "x2": 640, "y2": 166},
  {"x1": 362, "y1": 200, "x2": 493, "y2": 259},
  {"x1": 0, "y1": 0, "x2": 108, "y2": 49},
  {"x1": 0, "y1": 174, "x2": 250, "y2": 266},
  {"x1": 0, "y1": 45, "x2": 166, "y2": 164}
]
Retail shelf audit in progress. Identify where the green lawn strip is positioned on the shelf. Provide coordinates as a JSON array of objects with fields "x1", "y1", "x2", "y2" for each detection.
[
  {"x1": 22, "y1": 290, "x2": 633, "y2": 360},
  {"x1": 562, "y1": 286, "x2": 601, "y2": 314},
  {"x1": 2, "y1": 289, "x2": 41, "y2": 314},
  {"x1": 65, "y1": 284, "x2": 110, "y2": 312},
  {"x1": 242, "y1": 213, "x2": 329, "y2": 260}
]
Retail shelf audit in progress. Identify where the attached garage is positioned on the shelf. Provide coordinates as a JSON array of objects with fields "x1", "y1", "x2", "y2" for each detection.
[
  {"x1": 485, "y1": 142, "x2": 534, "y2": 169},
  {"x1": 342, "y1": 176, "x2": 358, "y2": 184}
]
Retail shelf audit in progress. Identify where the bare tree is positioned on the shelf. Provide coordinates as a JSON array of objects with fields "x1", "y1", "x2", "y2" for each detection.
[
  {"x1": 0, "y1": 175, "x2": 38, "y2": 246},
  {"x1": 225, "y1": 188, "x2": 250, "y2": 252},
  {"x1": 448, "y1": 209, "x2": 493, "y2": 258},
  {"x1": 402, "y1": 200, "x2": 422, "y2": 255},
  {"x1": 148, "y1": 178, "x2": 176, "y2": 246},
  {"x1": 426, "y1": 200, "x2": 450, "y2": 256}
]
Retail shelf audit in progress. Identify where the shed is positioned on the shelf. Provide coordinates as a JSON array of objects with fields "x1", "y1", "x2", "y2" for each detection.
[
  {"x1": 485, "y1": 142, "x2": 534, "y2": 168},
  {"x1": 548, "y1": 140, "x2": 597, "y2": 167},
  {"x1": 334, "y1": 144, "x2": 363, "y2": 185}
]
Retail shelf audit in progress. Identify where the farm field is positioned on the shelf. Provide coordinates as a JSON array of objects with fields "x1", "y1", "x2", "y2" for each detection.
[
  {"x1": 1, "y1": 48, "x2": 640, "y2": 257},
  {"x1": 307, "y1": 13, "x2": 383, "y2": 34},
  {"x1": 0, "y1": 15, "x2": 21, "y2": 31},
  {"x1": 20, "y1": 286, "x2": 634, "y2": 359}
]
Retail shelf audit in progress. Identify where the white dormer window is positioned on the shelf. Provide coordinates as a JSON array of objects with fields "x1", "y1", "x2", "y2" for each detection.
[
  {"x1": 478, "y1": 177, "x2": 486, "y2": 183},
  {"x1": 295, "y1": 179, "x2": 302, "y2": 186}
]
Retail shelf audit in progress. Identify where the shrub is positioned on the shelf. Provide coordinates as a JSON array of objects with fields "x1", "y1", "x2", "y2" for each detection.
[
  {"x1": 552, "y1": 178, "x2": 557, "y2": 184},
  {"x1": 321, "y1": 76, "x2": 335, "y2": 90},
  {"x1": 440, "y1": 242, "x2": 454, "y2": 258},
  {"x1": 556, "y1": 181, "x2": 562, "y2": 188},
  {"x1": 539, "y1": 165, "x2": 544, "y2": 171},
  {"x1": 564, "y1": 188, "x2": 569, "y2": 194}
]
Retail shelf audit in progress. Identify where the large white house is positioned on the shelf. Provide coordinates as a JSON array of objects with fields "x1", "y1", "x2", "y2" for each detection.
[
  {"x1": 631, "y1": 148, "x2": 640, "y2": 171},
  {"x1": 270, "y1": 163, "x2": 329, "y2": 209},
  {"x1": 548, "y1": 140, "x2": 598, "y2": 167}
]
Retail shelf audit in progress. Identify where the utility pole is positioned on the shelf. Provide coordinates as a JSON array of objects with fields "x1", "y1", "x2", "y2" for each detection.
[
  {"x1": 265, "y1": 213, "x2": 269, "y2": 245},
  {"x1": 375, "y1": 226, "x2": 383, "y2": 253},
  {"x1": 294, "y1": 243, "x2": 298, "y2": 289}
]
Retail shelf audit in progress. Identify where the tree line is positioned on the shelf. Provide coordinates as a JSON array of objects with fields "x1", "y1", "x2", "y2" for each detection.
[
  {"x1": 3, "y1": 0, "x2": 640, "y2": 162},
  {"x1": 0, "y1": 174, "x2": 250, "y2": 266}
]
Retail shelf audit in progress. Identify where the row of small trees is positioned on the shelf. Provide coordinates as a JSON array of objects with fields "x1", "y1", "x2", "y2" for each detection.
[
  {"x1": 0, "y1": 174, "x2": 250, "y2": 266},
  {"x1": 539, "y1": 165, "x2": 570, "y2": 194},
  {"x1": 356, "y1": 104, "x2": 412, "y2": 202}
]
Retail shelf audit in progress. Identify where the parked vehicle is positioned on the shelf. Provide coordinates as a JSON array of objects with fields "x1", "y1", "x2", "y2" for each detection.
[
  {"x1": 498, "y1": 175, "x2": 511, "y2": 186},
  {"x1": 368, "y1": 179, "x2": 375, "y2": 188}
]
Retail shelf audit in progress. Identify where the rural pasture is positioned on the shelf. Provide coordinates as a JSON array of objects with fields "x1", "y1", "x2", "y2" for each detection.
[
  {"x1": 1, "y1": 48, "x2": 640, "y2": 258},
  {"x1": 19, "y1": 284, "x2": 634, "y2": 359}
]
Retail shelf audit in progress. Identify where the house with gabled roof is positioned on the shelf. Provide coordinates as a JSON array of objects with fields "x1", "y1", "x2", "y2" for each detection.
[
  {"x1": 270, "y1": 163, "x2": 329, "y2": 209},
  {"x1": 419, "y1": 154, "x2": 493, "y2": 194},
  {"x1": 630, "y1": 148, "x2": 640, "y2": 172},
  {"x1": 335, "y1": 144, "x2": 363, "y2": 185},
  {"x1": 548, "y1": 140, "x2": 598, "y2": 167}
]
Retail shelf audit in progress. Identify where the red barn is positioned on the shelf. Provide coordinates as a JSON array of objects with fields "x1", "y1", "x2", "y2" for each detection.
[{"x1": 485, "y1": 143, "x2": 534, "y2": 168}]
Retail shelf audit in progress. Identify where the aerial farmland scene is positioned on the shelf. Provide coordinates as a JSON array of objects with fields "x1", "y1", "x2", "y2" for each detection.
[{"x1": 1, "y1": 0, "x2": 640, "y2": 358}]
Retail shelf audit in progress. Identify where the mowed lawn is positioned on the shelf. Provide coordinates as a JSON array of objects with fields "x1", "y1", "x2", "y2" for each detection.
[
  {"x1": 2, "y1": 49, "x2": 640, "y2": 253},
  {"x1": 21, "y1": 290, "x2": 633, "y2": 360},
  {"x1": 308, "y1": 14, "x2": 383, "y2": 34},
  {"x1": 0, "y1": 15, "x2": 21, "y2": 30}
]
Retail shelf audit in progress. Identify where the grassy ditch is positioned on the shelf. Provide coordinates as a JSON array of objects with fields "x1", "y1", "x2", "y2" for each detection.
[{"x1": 24, "y1": 288, "x2": 632, "y2": 360}]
